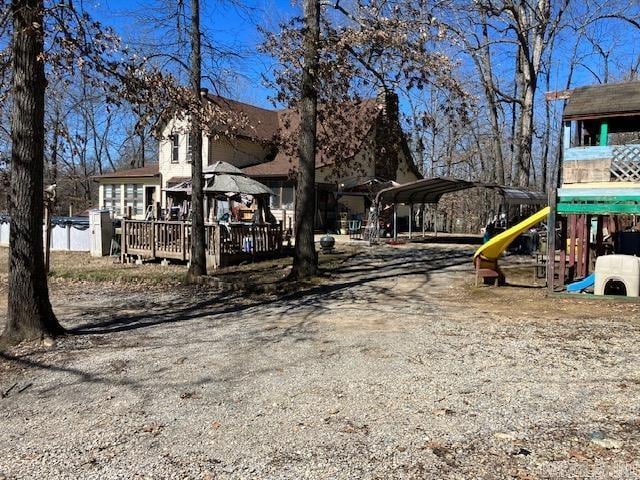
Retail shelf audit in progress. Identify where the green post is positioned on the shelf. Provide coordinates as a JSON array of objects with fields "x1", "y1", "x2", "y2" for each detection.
[{"x1": 599, "y1": 120, "x2": 608, "y2": 146}]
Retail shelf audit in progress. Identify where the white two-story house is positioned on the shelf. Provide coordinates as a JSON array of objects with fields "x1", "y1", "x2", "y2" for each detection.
[{"x1": 94, "y1": 90, "x2": 421, "y2": 231}]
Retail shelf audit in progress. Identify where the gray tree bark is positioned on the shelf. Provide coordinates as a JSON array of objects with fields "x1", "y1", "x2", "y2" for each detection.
[
  {"x1": 478, "y1": 14, "x2": 505, "y2": 185},
  {"x1": 2, "y1": 0, "x2": 64, "y2": 344},
  {"x1": 187, "y1": 0, "x2": 206, "y2": 279},
  {"x1": 291, "y1": 0, "x2": 320, "y2": 279}
]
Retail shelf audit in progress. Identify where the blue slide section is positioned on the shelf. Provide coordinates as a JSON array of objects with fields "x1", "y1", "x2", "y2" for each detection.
[{"x1": 566, "y1": 273, "x2": 595, "y2": 293}]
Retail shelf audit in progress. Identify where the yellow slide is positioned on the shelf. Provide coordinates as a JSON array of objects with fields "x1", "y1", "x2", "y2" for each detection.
[{"x1": 473, "y1": 206, "x2": 550, "y2": 261}]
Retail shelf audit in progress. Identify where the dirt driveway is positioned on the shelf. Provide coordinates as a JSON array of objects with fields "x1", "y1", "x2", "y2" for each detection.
[{"x1": 1, "y1": 243, "x2": 640, "y2": 479}]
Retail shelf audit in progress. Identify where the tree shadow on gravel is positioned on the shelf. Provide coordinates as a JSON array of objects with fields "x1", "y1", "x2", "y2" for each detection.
[
  {"x1": 0, "y1": 246, "x2": 477, "y2": 398},
  {"x1": 67, "y1": 246, "x2": 473, "y2": 336}
]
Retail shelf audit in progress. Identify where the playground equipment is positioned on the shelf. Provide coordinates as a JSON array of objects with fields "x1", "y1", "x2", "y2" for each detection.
[
  {"x1": 594, "y1": 254, "x2": 640, "y2": 297},
  {"x1": 566, "y1": 273, "x2": 595, "y2": 293},
  {"x1": 473, "y1": 206, "x2": 550, "y2": 286}
]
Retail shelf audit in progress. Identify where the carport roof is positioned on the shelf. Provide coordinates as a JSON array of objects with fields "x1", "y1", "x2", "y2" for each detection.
[{"x1": 375, "y1": 177, "x2": 546, "y2": 205}]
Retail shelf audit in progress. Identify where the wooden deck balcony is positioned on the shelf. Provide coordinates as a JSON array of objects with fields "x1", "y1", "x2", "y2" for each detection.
[{"x1": 122, "y1": 220, "x2": 284, "y2": 271}]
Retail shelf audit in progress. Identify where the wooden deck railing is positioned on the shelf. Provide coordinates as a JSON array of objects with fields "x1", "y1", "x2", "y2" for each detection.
[{"x1": 122, "y1": 220, "x2": 283, "y2": 270}]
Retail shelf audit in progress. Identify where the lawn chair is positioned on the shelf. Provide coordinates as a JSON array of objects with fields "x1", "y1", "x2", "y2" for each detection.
[{"x1": 348, "y1": 219, "x2": 363, "y2": 240}]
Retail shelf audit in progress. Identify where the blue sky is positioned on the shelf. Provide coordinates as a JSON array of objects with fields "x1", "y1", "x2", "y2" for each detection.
[
  {"x1": 90, "y1": 0, "x2": 640, "y2": 113},
  {"x1": 93, "y1": 0, "x2": 297, "y2": 108}
]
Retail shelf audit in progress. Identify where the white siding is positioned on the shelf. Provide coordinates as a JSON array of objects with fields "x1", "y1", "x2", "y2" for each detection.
[
  {"x1": 97, "y1": 178, "x2": 161, "y2": 219},
  {"x1": 159, "y1": 117, "x2": 200, "y2": 186},
  {"x1": 395, "y1": 149, "x2": 420, "y2": 184},
  {"x1": 159, "y1": 117, "x2": 270, "y2": 186}
]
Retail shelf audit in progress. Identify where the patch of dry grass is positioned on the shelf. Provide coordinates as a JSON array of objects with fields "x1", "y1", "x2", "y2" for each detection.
[
  {"x1": 459, "y1": 263, "x2": 640, "y2": 323},
  {"x1": 0, "y1": 247, "x2": 186, "y2": 284},
  {"x1": 0, "y1": 245, "x2": 362, "y2": 287}
]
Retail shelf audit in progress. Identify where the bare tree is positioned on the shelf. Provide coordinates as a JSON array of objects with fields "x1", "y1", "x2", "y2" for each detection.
[
  {"x1": 0, "y1": 0, "x2": 191, "y2": 343},
  {"x1": 263, "y1": 0, "x2": 466, "y2": 275},
  {"x1": 3, "y1": 0, "x2": 64, "y2": 343},
  {"x1": 291, "y1": 0, "x2": 321, "y2": 279},
  {"x1": 187, "y1": 0, "x2": 207, "y2": 279}
]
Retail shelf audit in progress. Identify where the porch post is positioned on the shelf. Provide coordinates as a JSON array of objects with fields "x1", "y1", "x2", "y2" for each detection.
[
  {"x1": 181, "y1": 221, "x2": 187, "y2": 261},
  {"x1": 121, "y1": 218, "x2": 127, "y2": 263},
  {"x1": 151, "y1": 220, "x2": 156, "y2": 259},
  {"x1": 599, "y1": 120, "x2": 608, "y2": 146},
  {"x1": 422, "y1": 203, "x2": 426, "y2": 238}
]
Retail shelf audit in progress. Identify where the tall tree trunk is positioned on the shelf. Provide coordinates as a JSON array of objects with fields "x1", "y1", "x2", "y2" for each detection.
[
  {"x1": 2, "y1": 0, "x2": 64, "y2": 344},
  {"x1": 136, "y1": 105, "x2": 146, "y2": 168},
  {"x1": 511, "y1": 47, "x2": 524, "y2": 186},
  {"x1": 140, "y1": 131, "x2": 145, "y2": 167},
  {"x1": 477, "y1": 11, "x2": 505, "y2": 185},
  {"x1": 516, "y1": 78, "x2": 535, "y2": 187},
  {"x1": 50, "y1": 106, "x2": 60, "y2": 211},
  {"x1": 187, "y1": 0, "x2": 206, "y2": 279},
  {"x1": 291, "y1": 0, "x2": 320, "y2": 279},
  {"x1": 508, "y1": 47, "x2": 522, "y2": 185}
]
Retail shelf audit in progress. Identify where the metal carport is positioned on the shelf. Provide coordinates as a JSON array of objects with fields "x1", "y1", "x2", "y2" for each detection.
[{"x1": 372, "y1": 177, "x2": 546, "y2": 241}]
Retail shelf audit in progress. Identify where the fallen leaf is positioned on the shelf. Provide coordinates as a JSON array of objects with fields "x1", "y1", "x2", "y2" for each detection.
[
  {"x1": 180, "y1": 391, "x2": 200, "y2": 399},
  {"x1": 568, "y1": 449, "x2": 591, "y2": 461},
  {"x1": 141, "y1": 422, "x2": 164, "y2": 436},
  {"x1": 433, "y1": 408, "x2": 455, "y2": 416}
]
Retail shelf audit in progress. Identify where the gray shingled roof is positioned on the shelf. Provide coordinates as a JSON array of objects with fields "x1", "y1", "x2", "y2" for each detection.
[
  {"x1": 564, "y1": 81, "x2": 640, "y2": 119},
  {"x1": 93, "y1": 164, "x2": 159, "y2": 179}
]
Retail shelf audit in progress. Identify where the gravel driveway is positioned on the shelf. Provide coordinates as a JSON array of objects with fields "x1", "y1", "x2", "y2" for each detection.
[{"x1": 1, "y1": 243, "x2": 639, "y2": 479}]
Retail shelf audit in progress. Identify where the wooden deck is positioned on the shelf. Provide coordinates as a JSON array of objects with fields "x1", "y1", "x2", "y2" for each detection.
[{"x1": 122, "y1": 220, "x2": 284, "y2": 271}]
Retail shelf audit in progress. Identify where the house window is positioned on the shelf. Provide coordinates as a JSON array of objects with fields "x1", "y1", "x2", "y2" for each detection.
[
  {"x1": 187, "y1": 134, "x2": 193, "y2": 163},
  {"x1": 281, "y1": 185, "x2": 294, "y2": 208},
  {"x1": 265, "y1": 180, "x2": 295, "y2": 209},
  {"x1": 170, "y1": 135, "x2": 179, "y2": 163},
  {"x1": 268, "y1": 182, "x2": 281, "y2": 209},
  {"x1": 124, "y1": 183, "x2": 144, "y2": 216},
  {"x1": 103, "y1": 184, "x2": 121, "y2": 215}
]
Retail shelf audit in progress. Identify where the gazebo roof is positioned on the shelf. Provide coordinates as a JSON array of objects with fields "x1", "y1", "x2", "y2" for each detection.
[
  {"x1": 203, "y1": 161, "x2": 245, "y2": 176},
  {"x1": 205, "y1": 174, "x2": 274, "y2": 196},
  {"x1": 164, "y1": 173, "x2": 274, "y2": 196}
]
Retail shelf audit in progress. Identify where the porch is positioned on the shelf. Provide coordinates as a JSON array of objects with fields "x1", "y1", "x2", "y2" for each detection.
[{"x1": 122, "y1": 219, "x2": 284, "y2": 271}]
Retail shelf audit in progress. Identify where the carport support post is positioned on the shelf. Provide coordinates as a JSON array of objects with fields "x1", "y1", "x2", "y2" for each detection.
[
  {"x1": 393, "y1": 203, "x2": 397, "y2": 240},
  {"x1": 409, "y1": 204, "x2": 413, "y2": 239},
  {"x1": 433, "y1": 205, "x2": 438, "y2": 238}
]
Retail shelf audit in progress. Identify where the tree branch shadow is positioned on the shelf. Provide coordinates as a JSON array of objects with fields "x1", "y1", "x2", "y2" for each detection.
[{"x1": 67, "y1": 246, "x2": 472, "y2": 336}]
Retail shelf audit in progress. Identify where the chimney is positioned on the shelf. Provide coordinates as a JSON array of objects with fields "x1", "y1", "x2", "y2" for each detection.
[
  {"x1": 377, "y1": 86, "x2": 399, "y2": 124},
  {"x1": 374, "y1": 86, "x2": 401, "y2": 180}
]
